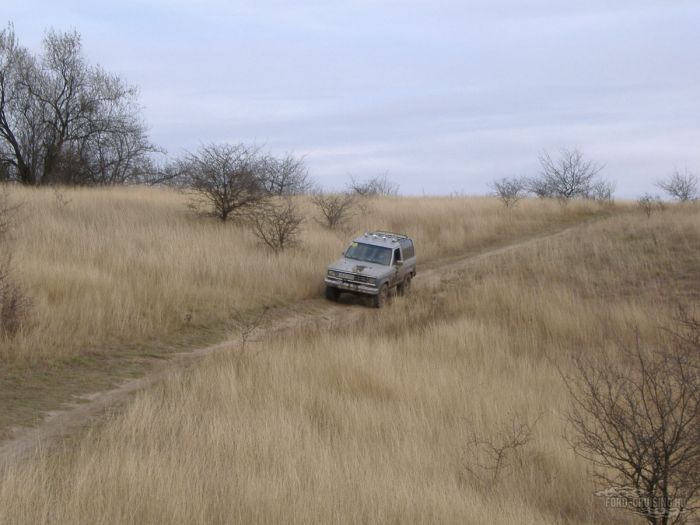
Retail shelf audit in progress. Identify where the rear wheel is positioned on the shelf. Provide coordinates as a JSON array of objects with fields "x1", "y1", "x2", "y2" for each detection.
[
  {"x1": 373, "y1": 284, "x2": 389, "y2": 308},
  {"x1": 325, "y1": 286, "x2": 340, "y2": 302},
  {"x1": 398, "y1": 274, "x2": 412, "y2": 296}
]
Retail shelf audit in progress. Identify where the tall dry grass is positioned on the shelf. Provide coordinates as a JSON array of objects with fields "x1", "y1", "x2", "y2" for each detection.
[
  {"x1": 1, "y1": 204, "x2": 696, "y2": 524},
  {"x1": 2, "y1": 186, "x2": 604, "y2": 361}
]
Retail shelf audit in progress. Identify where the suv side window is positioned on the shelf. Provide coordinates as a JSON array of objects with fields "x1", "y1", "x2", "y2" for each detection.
[
  {"x1": 394, "y1": 247, "x2": 401, "y2": 263},
  {"x1": 400, "y1": 239, "x2": 415, "y2": 259}
]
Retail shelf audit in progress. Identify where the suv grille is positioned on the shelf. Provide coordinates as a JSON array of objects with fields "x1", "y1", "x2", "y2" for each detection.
[{"x1": 335, "y1": 272, "x2": 373, "y2": 284}]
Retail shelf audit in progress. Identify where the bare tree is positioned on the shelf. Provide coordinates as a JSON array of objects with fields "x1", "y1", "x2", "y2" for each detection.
[
  {"x1": 348, "y1": 174, "x2": 399, "y2": 197},
  {"x1": 490, "y1": 177, "x2": 527, "y2": 208},
  {"x1": 564, "y1": 317, "x2": 700, "y2": 525},
  {"x1": 656, "y1": 169, "x2": 698, "y2": 202},
  {"x1": 248, "y1": 198, "x2": 303, "y2": 252},
  {"x1": 311, "y1": 191, "x2": 356, "y2": 229},
  {"x1": 0, "y1": 24, "x2": 157, "y2": 186},
  {"x1": 638, "y1": 193, "x2": 665, "y2": 218},
  {"x1": 182, "y1": 143, "x2": 267, "y2": 222},
  {"x1": 260, "y1": 153, "x2": 312, "y2": 195},
  {"x1": 537, "y1": 148, "x2": 605, "y2": 201}
]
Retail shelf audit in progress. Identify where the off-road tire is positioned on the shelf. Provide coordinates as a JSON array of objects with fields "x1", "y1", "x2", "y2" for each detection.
[
  {"x1": 398, "y1": 274, "x2": 412, "y2": 296},
  {"x1": 373, "y1": 284, "x2": 389, "y2": 308},
  {"x1": 325, "y1": 286, "x2": 340, "y2": 302}
]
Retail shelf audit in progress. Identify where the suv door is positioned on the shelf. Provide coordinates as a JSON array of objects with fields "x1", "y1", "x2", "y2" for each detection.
[
  {"x1": 399, "y1": 239, "x2": 416, "y2": 275},
  {"x1": 392, "y1": 247, "x2": 407, "y2": 285}
]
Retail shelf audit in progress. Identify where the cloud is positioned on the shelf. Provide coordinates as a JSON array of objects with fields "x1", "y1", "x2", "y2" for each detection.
[{"x1": 4, "y1": 0, "x2": 700, "y2": 195}]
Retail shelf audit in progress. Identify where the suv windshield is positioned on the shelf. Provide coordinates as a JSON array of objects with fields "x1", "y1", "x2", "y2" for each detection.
[{"x1": 344, "y1": 242, "x2": 392, "y2": 265}]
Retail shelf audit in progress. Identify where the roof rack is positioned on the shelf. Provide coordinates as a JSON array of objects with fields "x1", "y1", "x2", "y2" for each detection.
[
  {"x1": 361, "y1": 231, "x2": 409, "y2": 244},
  {"x1": 370, "y1": 231, "x2": 408, "y2": 239}
]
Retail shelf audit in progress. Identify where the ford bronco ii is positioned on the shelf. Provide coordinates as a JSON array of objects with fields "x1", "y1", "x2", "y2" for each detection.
[{"x1": 324, "y1": 231, "x2": 416, "y2": 308}]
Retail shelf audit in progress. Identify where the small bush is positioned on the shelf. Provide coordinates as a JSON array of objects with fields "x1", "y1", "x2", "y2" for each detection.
[
  {"x1": 490, "y1": 177, "x2": 527, "y2": 208},
  {"x1": 311, "y1": 191, "x2": 357, "y2": 229},
  {"x1": 0, "y1": 188, "x2": 29, "y2": 337},
  {"x1": 181, "y1": 143, "x2": 268, "y2": 222},
  {"x1": 587, "y1": 179, "x2": 616, "y2": 204},
  {"x1": 656, "y1": 168, "x2": 698, "y2": 202},
  {"x1": 0, "y1": 268, "x2": 29, "y2": 337},
  {"x1": 248, "y1": 198, "x2": 303, "y2": 252},
  {"x1": 348, "y1": 174, "x2": 399, "y2": 197},
  {"x1": 462, "y1": 413, "x2": 540, "y2": 487},
  {"x1": 638, "y1": 193, "x2": 665, "y2": 218}
]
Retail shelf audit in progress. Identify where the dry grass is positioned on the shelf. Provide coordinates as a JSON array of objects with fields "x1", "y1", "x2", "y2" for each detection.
[
  {"x1": 2, "y1": 186, "x2": 603, "y2": 361},
  {"x1": 1, "y1": 199, "x2": 697, "y2": 524}
]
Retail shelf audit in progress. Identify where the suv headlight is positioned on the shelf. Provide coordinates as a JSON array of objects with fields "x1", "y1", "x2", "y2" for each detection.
[{"x1": 328, "y1": 270, "x2": 340, "y2": 278}]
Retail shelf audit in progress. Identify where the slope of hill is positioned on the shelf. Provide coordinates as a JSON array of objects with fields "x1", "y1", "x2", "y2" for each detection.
[
  {"x1": 0, "y1": 187, "x2": 605, "y2": 439},
  {"x1": 2, "y1": 195, "x2": 696, "y2": 524}
]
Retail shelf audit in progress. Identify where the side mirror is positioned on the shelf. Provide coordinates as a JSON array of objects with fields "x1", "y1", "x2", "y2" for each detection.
[{"x1": 395, "y1": 260, "x2": 404, "y2": 267}]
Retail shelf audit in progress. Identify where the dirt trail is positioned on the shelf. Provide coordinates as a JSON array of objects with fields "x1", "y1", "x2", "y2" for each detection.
[{"x1": 0, "y1": 223, "x2": 584, "y2": 470}]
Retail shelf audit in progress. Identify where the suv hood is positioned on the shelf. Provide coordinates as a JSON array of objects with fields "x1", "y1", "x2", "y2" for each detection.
[{"x1": 328, "y1": 258, "x2": 389, "y2": 277}]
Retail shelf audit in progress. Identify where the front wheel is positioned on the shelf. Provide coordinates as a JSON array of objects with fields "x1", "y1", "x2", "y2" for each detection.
[
  {"x1": 325, "y1": 286, "x2": 340, "y2": 302},
  {"x1": 373, "y1": 284, "x2": 389, "y2": 308}
]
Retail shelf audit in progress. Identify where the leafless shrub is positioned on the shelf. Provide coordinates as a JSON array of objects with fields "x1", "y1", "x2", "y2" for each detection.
[
  {"x1": 0, "y1": 186, "x2": 15, "y2": 240},
  {"x1": 260, "y1": 153, "x2": 313, "y2": 196},
  {"x1": 143, "y1": 160, "x2": 184, "y2": 187},
  {"x1": 0, "y1": 268, "x2": 29, "y2": 337},
  {"x1": 0, "y1": 188, "x2": 29, "y2": 337},
  {"x1": 638, "y1": 193, "x2": 665, "y2": 218},
  {"x1": 536, "y1": 148, "x2": 606, "y2": 201},
  {"x1": 490, "y1": 176, "x2": 527, "y2": 208},
  {"x1": 588, "y1": 179, "x2": 616, "y2": 204},
  {"x1": 181, "y1": 143, "x2": 268, "y2": 222},
  {"x1": 564, "y1": 316, "x2": 700, "y2": 524},
  {"x1": 525, "y1": 176, "x2": 554, "y2": 199},
  {"x1": 230, "y1": 306, "x2": 269, "y2": 351},
  {"x1": 348, "y1": 174, "x2": 399, "y2": 197},
  {"x1": 463, "y1": 412, "x2": 541, "y2": 487},
  {"x1": 248, "y1": 198, "x2": 303, "y2": 252},
  {"x1": 52, "y1": 186, "x2": 71, "y2": 209},
  {"x1": 228, "y1": 306, "x2": 269, "y2": 371},
  {"x1": 656, "y1": 168, "x2": 698, "y2": 202},
  {"x1": 311, "y1": 191, "x2": 357, "y2": 229}
]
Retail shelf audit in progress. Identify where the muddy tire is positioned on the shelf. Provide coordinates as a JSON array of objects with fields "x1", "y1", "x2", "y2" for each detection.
[
  {"x1": 373, "y1": 284, "x2": 389, "y2": 308},
  {"x1": 325, "y1": 286, "x2": 340, "y2": 302},
  {"x1": 397, "y1": 274, "x2": 412, "y2": 296}
]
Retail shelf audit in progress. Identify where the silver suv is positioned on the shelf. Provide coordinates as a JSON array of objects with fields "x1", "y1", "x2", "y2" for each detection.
[{"x1": 324, "y1": 231, "x2": 416, "y2": 307}]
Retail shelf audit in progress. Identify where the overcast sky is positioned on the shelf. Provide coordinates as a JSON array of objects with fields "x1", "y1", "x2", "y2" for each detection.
[{"x1": 5, "y1": 1, "x2": 700, "y2": 196}]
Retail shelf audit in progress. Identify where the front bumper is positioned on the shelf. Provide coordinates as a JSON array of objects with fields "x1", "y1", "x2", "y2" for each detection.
[{"x1": 324, "y1": 277, "x2": 380, "y2": 295}]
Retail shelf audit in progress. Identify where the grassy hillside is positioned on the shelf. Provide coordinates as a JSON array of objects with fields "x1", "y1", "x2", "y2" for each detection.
[
  {"x1": 3, "y1": 186, "x2": 602, "y2": 361},
  {"x1": 1, "y1": 199, "x2": 696, "y2": 524}
]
